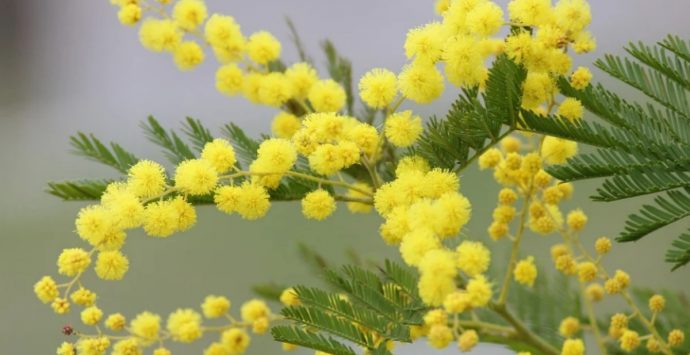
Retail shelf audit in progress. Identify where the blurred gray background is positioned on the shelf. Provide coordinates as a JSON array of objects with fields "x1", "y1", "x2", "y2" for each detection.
[{"x1": 1, "y1": 0, "x2": 689, "y2": 353}]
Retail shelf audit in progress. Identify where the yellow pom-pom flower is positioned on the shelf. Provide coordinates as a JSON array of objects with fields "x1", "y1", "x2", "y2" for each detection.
[
  {"x1": 280, "y1": 288, "x2": 300, "y2": 306},
  {"x1": 456, "y1": 241, "x2": 490, "y2": 277},
  {"x1": 458, "y1": 329, "x2": 479, "y2": 351},
  {"x1": 201, "y1": 139, "x2": 237, "y2": 174},
  {"x1": 70, "y1": 287, "x2": 97, "y2": 306},
  {"x1": 236, "y1": 183, "x2": 271, "y2": 220},
  {"x1": 668, "y1": 329, "x2": 685, "y2": 347},
  {"x1": 221, "y1": 328, "x2": 251, "y2": 353},
  {"x1": 139, "y1": 18, "x2": 181, "y2": 52},
  {"x1": 567, "y1": 209, "x2": 587, "y2": 231},
  {"x1": 404, "y1": 22, "x2": 444, "y2": 62},
  {"x1": 127, "y1": 160, "x2": 167, "y2": 199},
  {"x1": 205, "y1": 14, "x2": 246, "y2": 63},
  {"x1": 466, "y1": 2, "x2": 504, "y2": 37},
  {"x1": 553, "y1": 0, "x2": 591, "y2": 33},
  {"x1": 301, "y1": 189, "x2": 336, "y2": 220},
  {"x1": 172, "y1": 0, "x2": 207, "y2": 31},
  {"x1": 112, "y1": 338, "x2": 141, "y2": 355},
  {"x1": 398, "y1": 61, "x2": 444, "y2": 104},
  {"x1": 358, "y1": 68, "x2": 398, "y2": 109},
  {"x1": 81, "y1": 306, "x2": 104, "y2": 326},
  {"x1": 308, "y1": 79, "x2": 346, "y2": 112},
  {"x1": 34, "y1": 276, "x2": 59, "y2": 303},
  {"x1": 466, "y1": 275, "x2": 493, "y2": 307},
  {"x1": 175, "y1": 159, "x2": 219, "y2": 195},
  {"x1": 117, "y1": 4, "x2": 142, "y2": 26},
  {"x1": 95, "y1": 250, "x2": 129, "y2": 280},
  {"x1": 385, "y1": 110, "x2": 423, "y2": 147},
  {"x1": 559, "y1": 317, "x2": 581, "y2": 338},
  {"x1": 105, "y1": 313, "x2": 126, "y2": 331},
  {"x1": 202, "y1": 295, "x2": 231, "y2": 318},
  {"x1": 271, "y1": 112, "x2": 301, "y2": 139},
  {"x1": 167, "y1": 308, "x2": 202, "y2": 342},
  {"x1": 57, "y1": 248, "x2": 91, "y2": 276},
  {"x1": 247, "y1": 31, "x2": 281, "y2": 65},
  {"x1": 143, "y1": 200, "x2": 178, "y2": 237},
  {"x1": 558, "y1": 98, "x2": 584, "y2": 121},
  {"x1": 216, "y1": 63, "x2": 243, "y2": 96},
  {"x1": 241, "y1": 299, "x2": 270, "y2": 322},
  {"x1": 427, "y1": 324, "x2": 453, "y2": 349},
  {"x1": 508, "y1": 0, "x2": 553, "y2": 26},
  {"x1": 131, "y1": 311, "x2": 161, "y2": 341},
  {"x1": 562, "y1": 338, "x2": 585, "y2": 355},
  {"x1": 285, "y1": 62, "x2": 318, "y2": 99},
  {"x1": 570, "y1": 66, "x2": 592, "y2": 90},
  {"x1": 541, "y1": 137, "x2": 577, "y2": 164},
  {"x1": 514, "y1": 256, "x2": 537, "y2": 287},
  {"x1": 619, "y1": 329, "x2": 641, "y2": 352},
  {"x1": 173, "y1": 41, "x2": 205, "y2": 71},
  {"x1": 56, "y1": 342, "x2": 75, "y2": 355}
]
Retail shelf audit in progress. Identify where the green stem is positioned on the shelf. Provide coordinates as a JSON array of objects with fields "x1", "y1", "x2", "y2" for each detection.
[{"x1": 489, "y1": 302, "x2": 560, "y2": 355}]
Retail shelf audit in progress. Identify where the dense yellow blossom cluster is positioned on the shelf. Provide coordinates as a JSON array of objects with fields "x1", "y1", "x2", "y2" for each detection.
[{"x1": 33, "y1": 0, "x2": 689, "y2": 354}]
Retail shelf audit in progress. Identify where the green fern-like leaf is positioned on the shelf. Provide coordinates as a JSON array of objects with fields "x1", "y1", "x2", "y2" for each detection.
[
  {"x1": 181, "y1": 117, "x2": 214, "y2": 153},
  {"x1": 141, "y1": 116, "x2": 196, "y2": 165},
  {"x1": 47, "y1": 179, "x2": 112, "y2": 201},
  {"x1": 69, "y1": 132, "x2": 139, "y2": 173},
  {"x1": 271, "y1": 326, "x2": 356, "y2": 355}
]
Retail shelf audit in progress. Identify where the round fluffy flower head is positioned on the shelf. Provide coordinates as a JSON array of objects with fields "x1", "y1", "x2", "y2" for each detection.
[
  {"x1": 112, "y1": 338, "x2": 141, "y2": 355},
  {"x1": 214, "y1": 185, "x2": 241, "y2": 215},
  {"x1": 201, "y1": 139, "x2": 237, "y2": 174},
  {"x1": 139, "y1": 18, "x2": 181, "y2": 52},
  {"x1": 553, "y1": 0, "x2": 591, "y2": 33},
  {"x1": 443, "y1": 291, "x2": 470, "y2": 314},
  {"x1": 514, "y1": 256, "x2": 537, "y2": 287},
  {"x1": 173, "y1": 41, "x2": 205, "y2": 71},
  {"x1": 301, "y1": 189, "x2": 336, "y2": 220},
  {"x1": 105, "y1": 313, "x2": 126, "y2": 331},
  {"x1": 498, "y1": 188, "x2": 518, "y2": 205},
  {"x1": 57, "y1": 248, "x2": 91, "y2": 276},
  {"x1": 285, "y1": 62, "x2": 318, "y2": 99},
  {"x1": 456, "y1": 241, "x2": 490, "y2": 277},
  {"x1": 619, "y1": 330, "x2": 641, "y2": 352},
  {"x1": 95, "y1": 250, "x2": 129, "y2": 280},
  {"x1": 202, "y1": 295, "x2": 231, "y2": 318},
  {"x1": 613, "y1": 269, "x2": 630, "y2": 288},
  {"x1": 153, "y1": 348, "x2": 171, "y2": 355},
  {"x1": 559, "y1": 317, "x2": 580, "y2": 338},
  {"x1": 488, "y1": 221, "x2": 509, "y2": 240},
  {"x1": 216, "y1": 63, "x2": 243, "y2": 96},
  {"x1": 272, "y1": 112, "x2": 301, "y2": 139},
  {"x1": 668, "y1": 329, "x2": 685, "y2": 347},
  {"x1": 420, "y1": 249, "x2": 458, "y2": 278},
  {"x1": 595, "y1": 237, "x2": 612, "y2": 254},
  {"x1": 648, "y1": 294, "x2": 666, "y2": 313},
  {"x1": 466, "y1": 275, "x2": 493, "y2": 308},
  {"x1": 423, "y1": 309, "x2": 448, "y2": 326},
  {"x1": 570, "y1": 66, "x2": 592, "y2": 90},
  {"x1": 172, "y1": 0, "x2": 207, "y2": 31},
  {"x1": 418, "y1": 273, "x2": 456, "y2": 307},
  {"x1": 521, "y1": 71, "x2": 556, "y2": 109},
  {"x1": 57, "y1": 342, "x2": 75, "y2": 355},
  {"x1": 256, "y1": 138, "x2": 297, "y2": 173},
  {"x1": 508, "y1": 0, "x2": 553, "y2": 26},
  {"x1": 459, "y1": 329, "x2": 479, "y2": 352},
  {"x1": 204, "y1": 14, "x2": 246, "y2": 63},
  {"x1": 77, "y1": 337, "x2": 110, "y2": 355},
  {"x1": 51, "y1": 298, "x2": 70, "y2": 314},
  {"x1": 34, "y1": 276, "x2": 59, "y2": 303},
  {"x1": 221, "y1": 328, "x2": 251, "y2": 353},
  {"x1": 573, "y1": 31, "x2": 596, "y2": 54},
  {"x1": 81, "y1": 306, "x2": 104, "y2": 326},
  {"x1": 169, "y1": 196, "x2": 196, "y2": 231},
  {"x1": 385, "y1": 110, "x2": 423, "y2": 147},
  {"x1": 479, "y1": 148, "x2": 502, "y2": 170},
  {"x1": 558, "y1": 98, "x2": 584, "y2": 121},
  {"x1": 567, "y1": 209, "x2": 587, "y2": 231},
  {"x1": 175, "y1": 159, "x2": 219, "y2": 195},
  {"x1": 424, "y1": 169, "x2": 460, "y2": 198},
  {"x1": 466, "y1": 2, "x2": 504, "y2": 36},
  {"x1": 280, "y1": 288, "x2": 300, "y2": 306},
  {"x1": 308, "y1": 79, "x2": 346, "y2": 112},
  {"x1": 427, "y1": 324, "x2": 453, "y2": 349},
  {"x1": 404, "y1": 22, "x2": 444, "y2": 62},
  {"x1": 143, "y1": 200, "x2": 178, "y2": 237},
  {"x1": 541, "y1": 137, "x2": 577, "y2": 164},
  {"x1": 236, "y1": 182, "x2": 271, "y2": 220},
  {"x1": 358, "y1": 68, "x2": 398, "y2": 109},
  {"x1": 585, "y1": 283, "x2": 604, "y2": 302},
  {"x1": 561, "y1": 338, "x2": 585, "y2": 355},
  {"x1": 396, "y1": 155, "x2": 430, "y2": 177},
  {"x1": 241, "y1": 299, "x2": 270, "y2": 322},
  {"x1": 247, "y1": 31, "x2": 281, "y2": 65},
  {"x1": 71, "y1": 287, "x2": 97, "y2": 306},
  {"x1": 398, "y1": 61, "x2": 444, "y2": 104},
  {"x1": 127, "y1": 160, "x2": 166, "y2": 199},
  {"x1": 257, "y1": 72, "x2": 293, "y2": 107},
  {"x1": 167, "y1": 308, "x2": 202, "y2": 342},
  {"x1": 118, "y1": 4, "x2": 142, "y2": 26},
  {"x1": 131, "y1": 312, "x2": 161, "y2": 341},
  {"x1": 577, "y1": 261, "x2": 598, "y2": 282}
]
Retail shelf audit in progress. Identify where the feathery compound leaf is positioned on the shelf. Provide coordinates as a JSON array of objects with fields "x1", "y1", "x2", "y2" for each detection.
[
  {"x1": 271, "y1": 326, "x2": 356, "y2": 355},
  {"x1": 141, "y1": 116, "x2": 196, "y2": 165},
  {"x1": 321, "y1": 40, "x2": 354, "y2": 116},
  {"x1": 69, "y1": 132, "x2": 139, "y2": 173},
  {"x1": 594, "y1": 170, "x2": 690, "y2": 202},
  {"x1": 181, "y1": 117, "x2": 214, "y2": 153},
  {"x1": 47, "y1": 179, "x2": 111, "y2": 201},
  {"x1": 281, "y1": 305, "x2": 377, "y2": 348},
  {"x1": 221, "y1": 122, "x2": 260, "y2": 170},
  {"x1": 619, "y1": 188, "x2": 690, "y2": 242},
  {"x1": 666, "y1": 229, "x2": 690, "y2": 270}
]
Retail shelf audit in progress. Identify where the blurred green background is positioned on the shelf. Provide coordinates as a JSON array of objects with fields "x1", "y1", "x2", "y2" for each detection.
[{"x1": 1, "y1": 0, "x2": 689, "y2": 353}]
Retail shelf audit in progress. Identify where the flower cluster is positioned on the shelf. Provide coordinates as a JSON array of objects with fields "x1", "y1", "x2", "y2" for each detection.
[{"x1": 33, "y1": 0, "x2": 690, "y2": 354}]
